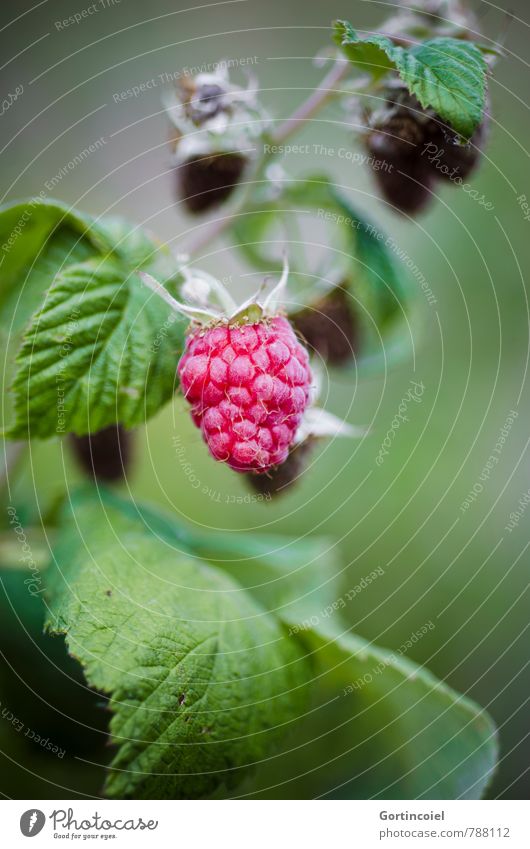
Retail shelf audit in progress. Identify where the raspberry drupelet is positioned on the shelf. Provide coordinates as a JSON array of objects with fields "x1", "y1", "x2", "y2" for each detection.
[{"x1": 178, "y1": 317, "x2": 312, "y2": 472}]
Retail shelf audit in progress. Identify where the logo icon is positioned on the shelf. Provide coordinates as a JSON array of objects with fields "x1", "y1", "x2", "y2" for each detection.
[{"x1": 20, "y1": 810, "x2": 46, "y2": 837}]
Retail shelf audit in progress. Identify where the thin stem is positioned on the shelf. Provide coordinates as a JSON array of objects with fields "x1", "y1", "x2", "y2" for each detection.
[
  {"x1": 184, "y1": 58, "x2": 350, "y2": 258},
  {"x1": 272, "y1": 57, "x2": 350, "y2": 144}
]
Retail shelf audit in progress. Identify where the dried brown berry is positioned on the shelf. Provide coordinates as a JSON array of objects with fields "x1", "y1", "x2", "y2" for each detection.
[
  {"x1": 424, "y1": 116, "x2": 488, "y2": 182},
  {"x1": 363, "y1": 80, "x2": 489, "y2": 213},
  {"x1": 366, "y1": 134, "x2": 435, "y2": 214},
  {"x1": 177, "y1": 152, "x2": 247, "y2": 214},
  {"x1": 291, "y1": 286, "x2": 359, "y2": 365},
  {"x1": 364, "y1": 87, "x2": 439, "y2": 215},
  {"x1": 69, "y1": 424, "x2": 132, "y2": 483},
  {"x1": 246, "y1": 440, "x2": 314, "y2": 498}
]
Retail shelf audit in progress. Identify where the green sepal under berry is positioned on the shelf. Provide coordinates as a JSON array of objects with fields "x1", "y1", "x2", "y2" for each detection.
[{"x1": 334, "y1": 22, "x2": 488, "y2": 141}]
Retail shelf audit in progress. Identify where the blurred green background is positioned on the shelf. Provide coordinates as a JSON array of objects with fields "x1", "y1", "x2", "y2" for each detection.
[{"x1": 0, "y1": 0, "x2": 528, "y2": 799}]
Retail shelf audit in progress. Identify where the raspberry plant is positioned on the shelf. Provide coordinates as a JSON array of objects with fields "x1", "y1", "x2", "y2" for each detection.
[{"x1": 1, "y1": 1, "x2": 499, "y2": 800}]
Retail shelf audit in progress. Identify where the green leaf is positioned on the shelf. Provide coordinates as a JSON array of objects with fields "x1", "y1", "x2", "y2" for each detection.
[
  {"x1": 87, "y1": 486, "x2": 345, "y2": 621},
  {"x1": 395, "y1": 38, "x2": 487, "y2": 141},
  {"x1": 148, "y1": 489, "x2": 498, "y2": 799},
  {"x1": 0, "y1": 556, "x2": 116, "y2": 798},
  {"x1": 0, "y1": 198, "x2": 185, "y2": 438},
  {"x1": 7, "y1": 257, "x2": 186, "y2": 438},
  {"x1": 190, "y1": 475, "x2": 497, "y2": 799},
  {"x1": 88, "y1": 215, "x2": 183, "y2": 285},
  {"x1": 277, "y1": 617, "x2": 497, "y2": 799},
  {"x1": 45, "y1": 490, "x2": 311, "y2": 799},
  {"x1": 0, "y1": 199, "x2": 100, "y2": 335},
  {"x1": 334, "y1": 23, "x2": 488, "y2": 140},
  {"x1": 54, "y1": 488, "x2": 498, "y2": 800},
  {"x1": 2, "y1": 198, "x2": 187, "y2": 438},
  {"x1": 333, "y1": 21, "x2": 401, "y2": 80},
  {"x1": 0, "y1": 200, "x2": 179, "y2": 331}
]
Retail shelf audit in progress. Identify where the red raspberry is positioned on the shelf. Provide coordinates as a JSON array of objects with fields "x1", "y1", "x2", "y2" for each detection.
[{"x1": 178, "y1": 316, "x2": 312, "y2": 473}]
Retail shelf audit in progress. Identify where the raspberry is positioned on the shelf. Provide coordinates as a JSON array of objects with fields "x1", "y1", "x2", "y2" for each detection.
[{"x1": 178, "y1": 317, "x2": 312, "y2": 473}]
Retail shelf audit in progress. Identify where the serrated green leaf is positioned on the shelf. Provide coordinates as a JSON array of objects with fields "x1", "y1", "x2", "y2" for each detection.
[
  {"x1": 0, "y1": 199, "x2": 100, "y2": 335},
  {"x1": 202, "y1": 491, "x2": 497, "y2": 798},
  {"x1": 45, "y1": 491, "x2": 311, "y2": 799},
  {"x1": 395, "y1": 37, "x2": 487, "y2": 140},
  {"x1": 334, "y1": 23, "x2": 488, "y2": 140},
  {"x1": 76, "y1": 484, "x2": 345, "y2": 622},
  {"x1": 1, "y1": 199, "x2": 187, "y2": 437},
  {"x1": 277, "y1": 618, "x2": 498, "y2": 799},
  {"x1": 88, "y1": 215, "x2": 183, "y2": 287},
  {"x1": 333, "y1": 21, "x2": 401, "y2": 80},
  {"x1": 7, "y1": 257, "x2": 186, "y2": 438},
  {"x1": 53, "y1": 488, "x2": 498, "y2": 800},
  {"x1": 169, "y1": 493, "x2": 498, "y2": 798}
]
